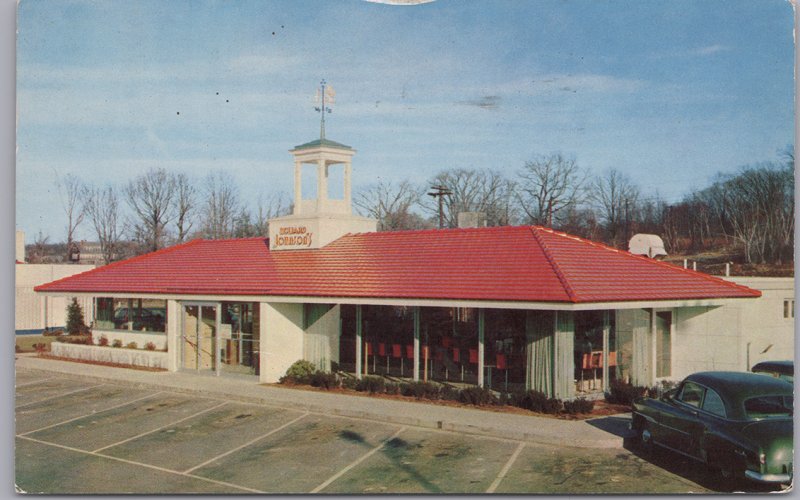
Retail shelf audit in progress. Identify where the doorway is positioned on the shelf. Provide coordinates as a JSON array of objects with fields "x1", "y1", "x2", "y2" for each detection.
[{"x1": 181, "y1": 303, "x2": 219, "y2": 372}]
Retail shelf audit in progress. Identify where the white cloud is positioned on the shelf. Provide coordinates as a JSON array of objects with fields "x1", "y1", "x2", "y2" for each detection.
[{"x1": 692, "y1": 44, "x2": 731, "y2": 56}]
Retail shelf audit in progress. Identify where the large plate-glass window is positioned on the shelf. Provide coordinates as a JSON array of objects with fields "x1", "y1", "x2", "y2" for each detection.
[
  {"x1": 484, "y1": 309, "x2": 526, "y2": 392},
  {"x1": 94, "y1": 297, "x2": 167, "y2": 333},
  {"x1": 220, "y1": 302, "x2": 259, "y2": 375}
]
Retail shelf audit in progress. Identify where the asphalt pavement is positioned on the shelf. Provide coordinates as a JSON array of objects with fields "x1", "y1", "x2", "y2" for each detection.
[{"x1": 15, "y1": 354, "x2": 631, "y2": 449}]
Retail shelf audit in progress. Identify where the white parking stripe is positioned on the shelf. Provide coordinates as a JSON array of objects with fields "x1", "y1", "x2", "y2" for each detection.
[
  {"x1": 15, "y1": 384, "x2": 105, "y2": 409},
  {"x1": 183, "y1": 412, "x2": 310, "y2": 474},
  {"x1": 15, "y1": 376, "x2": 58, "y2": 388},
  {"x1": 92, "y1": 401, "x2": 229, "y2": 453},
  {"x1": 19, "y1": 392, "x2": 164, "y2": 436},
  {"x1": 485, "y1": 441, "x2": 526, "y2": 493},
  {"x1": 16, "y1": 435, "x2": 264, "y2": 494},
  {"x1": 310, "y1": 426, "x2": 408, "y2": 494}
]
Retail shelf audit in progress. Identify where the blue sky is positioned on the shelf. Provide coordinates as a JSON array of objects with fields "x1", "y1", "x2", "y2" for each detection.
[{"x1": 16, "y1": 0, "x2": 795, "y2": 242}]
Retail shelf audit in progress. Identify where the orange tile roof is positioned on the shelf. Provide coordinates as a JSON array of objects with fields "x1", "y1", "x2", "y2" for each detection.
[{"x1": 35, "y1": 226, "x2": 761, "y2": 303}]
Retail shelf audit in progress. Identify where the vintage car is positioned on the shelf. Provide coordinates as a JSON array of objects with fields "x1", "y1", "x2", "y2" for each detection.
[
  {"x1": 752, "y1": 360, "x2": 793, "y2": 384},
  {"x1": 631, "y1": 371, "x2": 792, "y2": 485}
]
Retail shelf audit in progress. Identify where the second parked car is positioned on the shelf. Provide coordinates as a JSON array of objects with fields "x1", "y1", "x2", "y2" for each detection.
[{"x1": 631, "y1": 371, "x2": 792, "y2": 486}]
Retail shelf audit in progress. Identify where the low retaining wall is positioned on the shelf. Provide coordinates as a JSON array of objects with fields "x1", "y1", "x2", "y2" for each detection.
[{"x1": 51, "y1": 343, "x2": 168, "y2": 370}]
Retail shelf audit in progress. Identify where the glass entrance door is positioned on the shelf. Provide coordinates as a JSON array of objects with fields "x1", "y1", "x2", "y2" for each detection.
[{"x1": 181, "y1": 304, "x2": 218, "y2": 371}]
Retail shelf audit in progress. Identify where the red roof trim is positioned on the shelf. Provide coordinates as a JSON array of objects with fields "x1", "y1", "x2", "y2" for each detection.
[
  {"x1": 536, "y1": 226, "x2": 761, "y2": 298},
  {"x1": 34, "y1": 239, "x2": 206, "y2": 292},
  {"x1": 530, "y1": 227, "x2": 578, "y2": 302}
]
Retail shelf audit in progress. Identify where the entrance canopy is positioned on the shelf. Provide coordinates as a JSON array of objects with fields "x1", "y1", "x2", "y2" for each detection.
[{"x1": 36, "y1": 225, "x2": 760, "y2": 304}]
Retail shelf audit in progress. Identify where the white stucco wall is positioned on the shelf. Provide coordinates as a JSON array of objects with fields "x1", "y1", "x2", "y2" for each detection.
[
  {"x1": 673, "y1": 305, "x2": 742, "y2": 378},
  {"x1": 16, "y1": 263, "x2": 95, "y2": 331},
  {"x1": 672, "y1": 277, "x2": 794, "y2": 379},
  {"x1": 727, "y1": 277, "x2": 795, "y2": 369},
  {"x1": 260, "y1": 302, "x2": 304, "y2": 383}
]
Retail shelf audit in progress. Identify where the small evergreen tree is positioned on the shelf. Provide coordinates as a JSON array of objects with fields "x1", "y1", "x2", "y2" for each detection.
[{"x1": 65, "y1": 298, "x2": 87, "y2": 335}]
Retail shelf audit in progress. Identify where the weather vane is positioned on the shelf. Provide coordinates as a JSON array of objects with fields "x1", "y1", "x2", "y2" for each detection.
[{"x1": 314, "y1": 79, "x2": 335, "y2": 140}]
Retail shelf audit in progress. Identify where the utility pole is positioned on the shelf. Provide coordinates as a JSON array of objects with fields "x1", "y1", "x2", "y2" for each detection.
[{"x1": 427, "y1": 185, "x2": 453, "y2": 229}]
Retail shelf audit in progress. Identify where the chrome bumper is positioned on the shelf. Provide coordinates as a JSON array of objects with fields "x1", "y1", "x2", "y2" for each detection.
[{"x1": 745, "y1": 470, "x2": 792, "y2": 484}]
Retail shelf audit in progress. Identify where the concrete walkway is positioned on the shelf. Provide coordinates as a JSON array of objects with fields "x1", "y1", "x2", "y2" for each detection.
[{"x1": 15, "y1": 354, "x2": 632, "y2": 449}]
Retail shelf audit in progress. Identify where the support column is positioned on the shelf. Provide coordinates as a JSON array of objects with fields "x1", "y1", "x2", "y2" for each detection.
[
  {"x1": 344, "y1": 162, "x2": 352, "y2": 213},
  {"x1": 413, "y1": 306, "x2": 420, "y2": 381},
  {"x1": 478, "y1": 309, "x2": 485, "y2": 388},
  {"x1": 215, "y1": 304, "x2": 222, "y2": 377},
  {"x1": 166, "y1": 300, "x2": 180, "y2": 372},
  {"x1": 294, "y1": 161, "x2": 302, "y2": 214},
  {"x1": 602, "y1": 310, "x2": 610, "y2": 392},
  {"x1": 355, "y1": 305, "x2": 363, "y2": 379},
  {"x1": 317, "y1": 159, "x2": 328, "y2": 211}
]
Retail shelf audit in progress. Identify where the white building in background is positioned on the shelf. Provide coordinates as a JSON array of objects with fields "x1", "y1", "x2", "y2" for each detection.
[{"x1": 15, "y1": 231, "x2": 94, "y2": 334}]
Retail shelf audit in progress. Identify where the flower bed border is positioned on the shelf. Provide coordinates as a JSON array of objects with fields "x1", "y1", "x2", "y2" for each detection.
[{"x1": 50, "y1": 342, "x2": 168, "y2": 370}]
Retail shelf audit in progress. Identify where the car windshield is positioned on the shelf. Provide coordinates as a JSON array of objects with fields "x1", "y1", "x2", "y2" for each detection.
[{"x1": 744, "y1": 395, "x2": 793, "y2": 420}]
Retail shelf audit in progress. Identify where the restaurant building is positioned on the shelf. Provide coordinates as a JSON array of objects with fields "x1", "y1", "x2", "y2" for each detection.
[{"x1": 36, "y1": 135, "x2": 772, "y2": 399}]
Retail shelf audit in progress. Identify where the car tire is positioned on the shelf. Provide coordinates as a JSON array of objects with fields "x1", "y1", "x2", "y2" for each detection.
[{"x1": 717, "y1": 456, "x2": 744, "y2": 491}]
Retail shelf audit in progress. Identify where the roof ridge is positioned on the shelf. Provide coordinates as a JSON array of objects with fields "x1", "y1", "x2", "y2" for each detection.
[
  {"x1": 536, "y1": 227, "x2": 761, "y2": 297},
  {"x1": 34, "y1": 239, "x2": 206, "y2": 292},
  {"x1": 530, "y1": 227, "x2": 579, "y2": 303}
]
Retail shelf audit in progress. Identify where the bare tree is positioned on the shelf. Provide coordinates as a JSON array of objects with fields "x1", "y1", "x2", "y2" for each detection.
[
  {"x1": 253, "y1": 192, "x2": 291, "y2": 236},
  {"x1": 354, "y1": 180, "x2": 428, "y2": 231},
  {"x1": 28, "y1": 231, "x2": 50, "y2": 263},
  {"x1": 173, "y1": 173, "x2": 196, "y2": 243},
  {"x1": 55, "y1": 173, "x2": 86, "y2": 259},
  {"x1": 588, "y1": 169, "x2": 640, "y2": 247},
  {"x1": 201, "y1": 171, "x2": 240, "y2": 239},
  {"x1": 516, "y1": 153, "x2": 587, "y2": 226},
  {"x1": 84, "y1": 185, "x2": 123, "y2": 265},
  {"x1": 125, "y1": 168, "x2": 175, "y2": 252},
  {"x1": 424, "y1": 168, "x2": 517, "y2": 228}
]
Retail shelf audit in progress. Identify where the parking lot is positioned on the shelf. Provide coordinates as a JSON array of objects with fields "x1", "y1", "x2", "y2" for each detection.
[{"x1": 16, "y1": 366, "x2": 717, "y2": 494}]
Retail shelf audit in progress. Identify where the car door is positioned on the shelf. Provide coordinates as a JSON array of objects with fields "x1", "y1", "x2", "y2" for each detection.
[
  {"x1": 691, "y1": 387, "x2": 727, "y2": 462},
  {"x1": 658, "y1": 381, "x2": 705, "y2": 455}
]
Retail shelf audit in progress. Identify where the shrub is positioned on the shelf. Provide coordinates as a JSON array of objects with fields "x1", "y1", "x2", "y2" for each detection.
[
  {"x1": 112, "y1": 339, "x2": 123, "y2": 348},
  {"x1": 341, "y1": 376, "x2": 358, "y2": 390},
  {"x1": 33, "y1": 343, "x2": 47, "y2": 354},
  {"x1": 440, "y1": 385, "x2": 460, "y2": 401},
  {"x1": 605, "y1": 379, "x2": 649, "y2": 406},
  {"x1": 458, "y1": 386, "x2": 498, "y2": 406},
  {"x1": 355, "y1": 375, "x2": 385, "y2": 394},
  {"x1": 15, "y1": 344, "x2": 20, "y2": 353},
  {"x1": 309, "y1": 371, "x2": 338, "y2": 390},
  {"x1": 385, "y1": 382, "x2": 400, "y2": 395},
  {"x1": 563, "y1": 397, "x2": 595, "y2": 414},
  {"x1": 144, "y1": 341, "x2": 157, "y2": 351},
  {"x1": 280, "y1": 360, "x2": 317, "y2": 384},
  {"x1": 126, "y1": 341, "x2": 138, "y2": 349},
  {"x1": 65, "y1": 298, "x2": 88, "y2": 335},
  {"x1": 400, "y1": 381, "x2": 441, "y2": 400},
  {"x1": 510, "y1": 390, "x2": 563, "y2": 414},
  {"x1": 98, "y1": 335, "x2": 109, "y2": 347}
]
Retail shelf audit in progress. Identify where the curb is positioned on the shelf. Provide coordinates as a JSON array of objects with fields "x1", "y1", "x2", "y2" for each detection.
[{"x1": 16, "y1": 355, "x2": 627, "y2": 449}]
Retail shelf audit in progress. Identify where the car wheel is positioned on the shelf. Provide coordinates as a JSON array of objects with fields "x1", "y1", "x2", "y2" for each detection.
[{"x1": 717, "y1": 457, "x2": 744, "y2": 490}]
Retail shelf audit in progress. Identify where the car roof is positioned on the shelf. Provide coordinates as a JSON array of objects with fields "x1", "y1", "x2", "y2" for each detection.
[
  {"x1": 686, "y1": 371, "x2": 793, "y2": 417},
  {"x1": 751, "y1": 360, "x2": 794, "y2": 375}
]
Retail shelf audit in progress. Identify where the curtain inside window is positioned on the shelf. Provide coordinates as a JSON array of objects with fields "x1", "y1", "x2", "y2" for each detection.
[
  {"x1": 554, "y1": 311, "x2": 575, "y2": 400},
  {"x1": 526, "y1": 310, "x2": 555, "y2": 397},
  {"x1": 303, "y1": 303, "x2": 335, "y2": 372}
]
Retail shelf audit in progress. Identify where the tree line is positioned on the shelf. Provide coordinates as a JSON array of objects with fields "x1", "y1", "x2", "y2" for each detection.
[{"x1": 42, "y1": 149, "x2": 792, "y2": 266}]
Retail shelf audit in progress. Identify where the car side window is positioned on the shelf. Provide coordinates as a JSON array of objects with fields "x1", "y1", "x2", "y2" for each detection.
[
  {"x1": 701, "y1": 388, "x2": 726, "y2": 417},
  {"x1": 677, "y1": 381, "x2": 704, "y2": 407}
]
